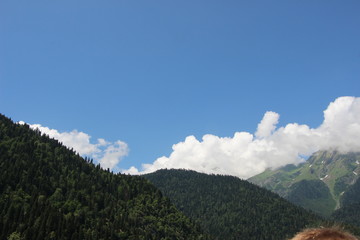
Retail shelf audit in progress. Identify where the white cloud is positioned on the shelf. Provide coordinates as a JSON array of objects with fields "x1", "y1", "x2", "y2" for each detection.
[
  {"x1": 19, "y1": 122, "x2": 129, "y2": 171},
  {"x1": 255, "y1": 111, "x2": 279, "y2": 139},
  {"x1": 99, "y1": 141, "x2": 129, "y2": 170},
  {"x1": 122, "y1": 166, "x2": 141, "y2": 175},
  {"x1": 127, "y1": 96, "x2": 360, "y2": 179}
]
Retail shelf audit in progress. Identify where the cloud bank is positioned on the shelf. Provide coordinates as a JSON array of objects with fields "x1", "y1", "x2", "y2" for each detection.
[
  {"x1": 125, "y1": 96, "x2": 360, "y2": 179},
  {"x1": 18, "y1": 122, "x2": 129, "y2": 171}
]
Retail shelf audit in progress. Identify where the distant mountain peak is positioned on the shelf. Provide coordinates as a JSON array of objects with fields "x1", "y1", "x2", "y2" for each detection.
[{"x1": 249, "y1": 150, "x2": 360, "y2": 217}]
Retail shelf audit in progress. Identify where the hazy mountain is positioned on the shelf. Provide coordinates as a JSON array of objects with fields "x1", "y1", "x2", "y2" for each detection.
[
  {"x1": 0, "y1": 114, "x2": 208, "y2": 240},
  {"x1": 249, "y1": 151, "x2": 360, "y2": 217},
  {"x1": 144, "y1": 169, "x2": 324, "y2": 240}
]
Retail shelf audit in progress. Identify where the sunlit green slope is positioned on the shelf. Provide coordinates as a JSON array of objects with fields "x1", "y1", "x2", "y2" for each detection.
[{"x1": 249, "y1": 151, "x2": 360, "y2": 217}]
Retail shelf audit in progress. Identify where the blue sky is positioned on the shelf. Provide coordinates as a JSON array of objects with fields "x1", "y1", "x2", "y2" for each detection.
[{"x1": 1, "y1": 1, "x2": 360, "y2": 177}]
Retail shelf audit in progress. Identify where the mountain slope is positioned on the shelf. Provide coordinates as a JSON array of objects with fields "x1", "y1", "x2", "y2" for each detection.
[
  {"x1": 332, "y1": 177, "x2": 360, "y2": 227},
  {"x1": 249, "y1": 151, "x2": 360, "y2": 217},
  {"x1": 286, "y1": 179, "x2": 336, "y2": 217},
  {"x1": 144, "y1": 169, "x2": 323, "y2": 240},
  {"x1": 0, "y1": 114, "x2": 208, "y2": 240}
]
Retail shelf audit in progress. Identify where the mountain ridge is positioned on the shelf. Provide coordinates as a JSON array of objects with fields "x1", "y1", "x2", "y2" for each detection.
[
  {"x1": 249, "y1": 150, "x2": 360, "y2": 217},
  {"x1": 3, "y1": 112, "x2": 360, "y2": 239},
  {"x1": 144, "y1": 168, "x2": 325, "y2": 240},
  {"x1": 0, "y1": 113, "x2": 208, "y2": 239}
]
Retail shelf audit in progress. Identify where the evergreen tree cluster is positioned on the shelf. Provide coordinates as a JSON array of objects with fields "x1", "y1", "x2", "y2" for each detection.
[
  {"x1": 0, "y1": 114, "x2": 208, "y2": 240},
  {"x1": 144, "y1": 169, "x2": 325, "y2": 240}
]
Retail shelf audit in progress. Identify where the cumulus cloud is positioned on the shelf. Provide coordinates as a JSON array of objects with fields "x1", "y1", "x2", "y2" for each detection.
[
  {"x1": 99, "y1": 141, "x2": 129, "y2": 170},
  {"x1": 255, "y1": 111, "x2": 279, "y2": 138},
  {"x1": 18, "y1": 122, "x2": 129, "y2": 170},
  {"x1": 126, "y1": 96, "x2": 360, "y2": 179}
]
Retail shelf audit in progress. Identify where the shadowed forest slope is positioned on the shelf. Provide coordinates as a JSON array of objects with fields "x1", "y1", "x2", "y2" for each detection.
[{"x1": 144, "y1": 169, "x2": 324, "y2": 240}]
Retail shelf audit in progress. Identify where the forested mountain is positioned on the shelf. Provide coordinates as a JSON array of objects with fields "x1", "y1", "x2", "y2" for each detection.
[
  {"x1": 332, "y1": 177, "x2": 360, "y2": 227},
  {"x1": 249, "y1": 151, "x2": 360, "y2": 217},
  {"x1": 143, "y1": 169, "x2": 324, "y2": 240},
  {"x1": 0, "y1": 114, "x2": 208, "y2": 240}
]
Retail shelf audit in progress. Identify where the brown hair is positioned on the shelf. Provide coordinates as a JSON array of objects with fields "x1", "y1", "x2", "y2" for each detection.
[{"x1": 289, "y1": 227, "x2": 358, "y2": 240}]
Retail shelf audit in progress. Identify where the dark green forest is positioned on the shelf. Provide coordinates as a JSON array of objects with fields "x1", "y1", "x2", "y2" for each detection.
[
  {"x1": 144, "y1": 169, "x2": 326, "y2": 240},
  {"x1": 332, "y1": 177, "x2": 360, "y2": 227},
  {"x1": 0, "y1": 114, "x2": 208, "y2": 240}
]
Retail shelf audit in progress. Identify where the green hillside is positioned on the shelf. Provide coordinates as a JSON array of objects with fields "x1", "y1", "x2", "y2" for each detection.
[
  {"x1": 332, "y1": 177, "x2": 360, "y2": 227},
  {"x1": 0, "y1": 114, "x2": 208, "y2": 240},
  {"x1": 341, "y1": 175, "x2": 360, "y2": 207},
  {"x1": 286, "y1": 180, "x2": 336, "y2": 217},
  {"x1": 144, "y1": 169, "x2": 323, "y2": 240},
  {"x1": 249, "y1": 151, "x2": 360, "y2": 217}
]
